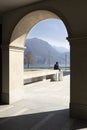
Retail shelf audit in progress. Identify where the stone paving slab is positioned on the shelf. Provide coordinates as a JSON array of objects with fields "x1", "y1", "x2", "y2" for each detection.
[{"x1": 0, "y1": 75, "x2": 87, "y2": 130}]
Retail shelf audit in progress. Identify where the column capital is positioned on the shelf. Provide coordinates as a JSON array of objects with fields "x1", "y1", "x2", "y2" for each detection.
[
  {"x1": 0, "y1": 45, "x2": 25, "y2": 52},
  {"x1": 9, "y1": 45, "x2": 25, "y2": 52},
  {"x1": 0, "y1": 45, "x2": 9, "y2": 50},
  {"x1": 67, "y1": 35, "x2": 87, "y2": 42}
]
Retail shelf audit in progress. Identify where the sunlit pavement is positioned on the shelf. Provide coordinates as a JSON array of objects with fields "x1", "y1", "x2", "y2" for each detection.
[{"x1": 0, "y1": 73, "x2": 87, "y2": 130}]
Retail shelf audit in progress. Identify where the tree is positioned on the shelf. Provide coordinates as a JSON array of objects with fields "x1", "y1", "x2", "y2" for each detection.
[{"x1": 24, "y1": 51, "x2": 34, "y2": 68}]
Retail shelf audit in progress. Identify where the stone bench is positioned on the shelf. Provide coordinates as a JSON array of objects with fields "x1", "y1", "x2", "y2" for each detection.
[{"x1": 24, "y1": 70, "x2": 63, "y2": 85}]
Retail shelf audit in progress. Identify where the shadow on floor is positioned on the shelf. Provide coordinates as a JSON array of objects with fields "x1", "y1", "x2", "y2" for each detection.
[{"x1": 0, "y1": 109, "x2": 87, "y2": 130}]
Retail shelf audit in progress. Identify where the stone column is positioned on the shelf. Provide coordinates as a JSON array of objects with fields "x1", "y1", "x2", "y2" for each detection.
[
  {"x1": 68, "y1": 36, "x2": 87, "y2": 119},
  {"x1": 1, "y1": 45, "x2": 24, "y2": 104},
  {"x1": 0, "y1": 47, "x2": 2, "y2": 103},
  {"x1": 1, "y1": 45, "x2": 9, "y2": 103},
  {"x1": 9, "y1": 46, "x2": 24, "y2": 104},
  {"x1": 0, "y1": 24, "x2": 2, "y2": 102}
]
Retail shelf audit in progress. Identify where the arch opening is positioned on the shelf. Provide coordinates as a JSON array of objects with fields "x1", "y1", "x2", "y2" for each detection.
[
  {"x1": 9, "y1": 10, "x2": 70, "y2": 104},
  {"x1": 10, "y1": 10, "x2": 68, "y2": 48},
  {"x1": 24, "y1": 18, "x2": 70, "y2": 71}
]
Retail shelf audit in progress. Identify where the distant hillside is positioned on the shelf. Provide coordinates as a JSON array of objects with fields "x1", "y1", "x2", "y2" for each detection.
[
  {"x1": 53, "y1": 46, "x2": 70, "y2": 53},
  {"x1": 24, "y1": 38, "x2": 70, "y2": 68}
]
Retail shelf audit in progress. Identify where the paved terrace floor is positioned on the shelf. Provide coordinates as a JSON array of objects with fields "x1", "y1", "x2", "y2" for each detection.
[{"x1": 0, "y1": 71, "x2": 87, "y2": 130}]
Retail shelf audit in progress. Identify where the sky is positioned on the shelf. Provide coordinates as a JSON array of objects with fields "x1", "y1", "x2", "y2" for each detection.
[{"x1": 26, "y1": 18, "x2": 70, "y2": 49}]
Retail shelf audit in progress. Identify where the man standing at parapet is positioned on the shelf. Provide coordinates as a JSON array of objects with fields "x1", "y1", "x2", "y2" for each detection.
[
  {"x1": 54, "y1": 62, "x2": 63, "y2": 81},
  {"x1": 54, "y1": 62, "x2": 60, "y2": 70}
]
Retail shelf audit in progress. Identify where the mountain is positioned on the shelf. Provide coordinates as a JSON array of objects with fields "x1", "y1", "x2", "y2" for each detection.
[
  {"x1": 53, "y1": 46, "x2": 70, "y2": 53},
  {"x1": 24, "y1": 38, "x2": 70, "y2": 68}
]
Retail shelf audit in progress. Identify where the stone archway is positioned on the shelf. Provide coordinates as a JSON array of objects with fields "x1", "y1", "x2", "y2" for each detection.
[
  {"x1": 10, "y1": 10, "x2": 60, "y2": 47},
  {"x1": 3, "y1": 10, "x2": 69, "y2": 104}
]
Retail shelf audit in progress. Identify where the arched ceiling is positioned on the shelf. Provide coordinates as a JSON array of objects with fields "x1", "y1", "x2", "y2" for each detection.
[
  {"x1": 0, "y1": 0, "x2": 43, "y2": 15},
  {"x1": 10, "y1": 10, "x2": 59, "y2": 48}
]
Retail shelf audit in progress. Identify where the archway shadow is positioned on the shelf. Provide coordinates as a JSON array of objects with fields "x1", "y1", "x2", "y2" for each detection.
[{"x1": 0, "y1": 109, "x2": 87, "y2": 130}]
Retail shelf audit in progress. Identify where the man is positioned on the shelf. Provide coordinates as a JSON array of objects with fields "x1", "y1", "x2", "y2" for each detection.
[{"x1": 54, "y1": 62, "x2": 60, "y2": 70}]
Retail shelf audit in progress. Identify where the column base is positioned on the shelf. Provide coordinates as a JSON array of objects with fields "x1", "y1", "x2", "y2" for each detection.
[
  {"x1": 1, "y1": 88, "x2": 24, "y2": 104},
  {"x1": 70, "y1": 103, "x2": 87, "y2": 120},
  {"x1": 10, "y1": 87, "x2": 24, "y2": 104},
  {"x1": 1, "y1": 93, "x2": 9, "y2": 104}
]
